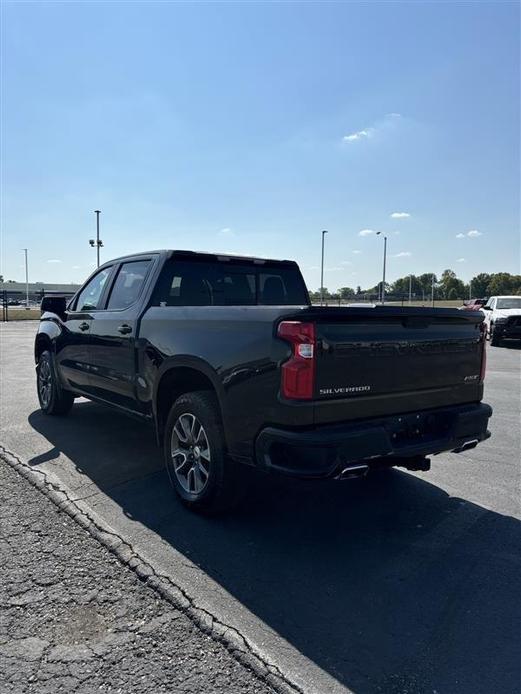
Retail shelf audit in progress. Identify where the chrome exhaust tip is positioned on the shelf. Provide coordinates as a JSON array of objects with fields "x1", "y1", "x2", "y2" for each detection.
[
  {"x1": 335, "y1": 464, "x2": 369, "y2": 480},
  {"x1": 452, "y1": 439, "x2": 479, "y2": 454}
]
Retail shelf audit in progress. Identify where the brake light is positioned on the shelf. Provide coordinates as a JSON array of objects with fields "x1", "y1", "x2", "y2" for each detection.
[
  {"x1": 480, "y1": 321, "x2": 487, "y2": 382},
  {"x1": 278, "y1": 321, "x2": 316, "y2": 399}
]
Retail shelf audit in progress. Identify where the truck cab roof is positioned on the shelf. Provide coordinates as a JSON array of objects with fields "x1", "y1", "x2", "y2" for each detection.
[{"x1": 102, "y1": 250, "x2": 297, "y2": 267}]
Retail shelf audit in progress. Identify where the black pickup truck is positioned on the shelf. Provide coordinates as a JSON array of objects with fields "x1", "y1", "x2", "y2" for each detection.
[{"x1": 35, "y1": 250, "x2": 492, "y2": 512}]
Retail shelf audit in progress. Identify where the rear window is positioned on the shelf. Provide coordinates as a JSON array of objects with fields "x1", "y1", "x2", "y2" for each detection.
[{"x1": 152, "y1": 259, "x2": 308, "y2": 307}]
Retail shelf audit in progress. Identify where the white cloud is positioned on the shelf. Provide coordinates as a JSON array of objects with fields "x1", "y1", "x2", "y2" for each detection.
[
  {"x1": 457, "y1": 229, "x2": 482, "y2": 239},
  {"x1": 219, "y1": 227, "x2": 234, "y2": 236},
  {"x1": 47, "y1": 259, "x2": 61, "y2": 264},
  {"x1": 72, "y1": 265, "x2": 81, "y2": 270},
  {"x1": 359, "y1": 229, "x2": 375, "y2": 236},
  {"x1": 340, "y1": 260, "x2": 353, "y2": 266},
  {"x1": 456, "y1": 257, "x2": 466, "y2": 263},
  {"x1": 393, "y1": 251, "x2": 412, "y2": 258},
  {"x1": 342, "y1": 113, "x2": 402, "y2": 145},
  {"x1": 343, "y1": 129, "x2": 372, "y2": 143},
  {"x1": 352, "y1": 250, "x2": 362, "y2": 254},
  {"x1": 390, "y1": 212, "x2": 410, "y2": 219}
]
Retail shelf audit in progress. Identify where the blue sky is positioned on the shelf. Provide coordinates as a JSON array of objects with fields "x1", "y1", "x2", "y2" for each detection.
[{"x1": 2, "y1": 1, "x2": 519, "y2": 290}]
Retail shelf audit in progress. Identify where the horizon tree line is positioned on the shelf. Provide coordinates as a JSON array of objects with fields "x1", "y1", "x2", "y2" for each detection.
[{"x1": 310, "y1": 270, "x2": 521, "y2": 302}]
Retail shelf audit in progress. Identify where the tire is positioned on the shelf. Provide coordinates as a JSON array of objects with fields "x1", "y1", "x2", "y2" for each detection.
[
  {"x1": 37, "y1": 350, "x2": 75, "y2": 415},
  {"x1": 163, "y1": 391, "x2": 238, "y2": 514},
  {"x1": 490, "y1": 329, "x2": 502, "y2": 347}
]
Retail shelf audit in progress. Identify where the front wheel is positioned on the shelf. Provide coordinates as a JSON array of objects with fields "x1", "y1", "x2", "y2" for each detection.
[
  {"x1": 163, "y1": 391, "x2": 238, "y2": 514},
  {"x1": 490, "y1": 327, "x2": 502, "y2": 347},
  {"x1": 37, "y1": 350, "x2": 75, "y2": 415}
]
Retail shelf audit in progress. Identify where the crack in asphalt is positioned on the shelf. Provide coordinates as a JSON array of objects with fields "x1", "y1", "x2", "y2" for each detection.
[{"x1": 0, "y1": 444, "x2": 303, "y2": 694}]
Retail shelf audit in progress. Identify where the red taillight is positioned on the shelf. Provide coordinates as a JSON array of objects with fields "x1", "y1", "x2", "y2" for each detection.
[
  {"x1": 480, "y1": 321, "x2": 487, "y2": 382},
  {"x1": 277, "y1": 321, "x2": 316, "y2": 400}
]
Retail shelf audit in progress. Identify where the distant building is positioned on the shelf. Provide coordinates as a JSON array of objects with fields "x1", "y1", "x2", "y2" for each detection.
[{"x1": 0, "y1": 282, "x2": 81, "y2": 295}]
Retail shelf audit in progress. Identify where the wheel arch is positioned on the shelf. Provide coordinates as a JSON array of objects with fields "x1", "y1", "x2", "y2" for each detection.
[
  {"x1": 34, "y1": 332, "x2": 53, "y2": 363},
  {"x1": 154, "y1": 360, "x2": 226, "y2": 447}
]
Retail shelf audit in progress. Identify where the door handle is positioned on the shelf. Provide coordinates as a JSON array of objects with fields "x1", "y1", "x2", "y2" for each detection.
[
  {"x1": 79, "y1": 322, "x2": 90, "y2": 331},
  {"x1": 117, "y1": 324, "x2": 132, "y2": 335}
]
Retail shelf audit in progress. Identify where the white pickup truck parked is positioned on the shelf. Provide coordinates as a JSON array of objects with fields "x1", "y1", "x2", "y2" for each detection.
[{"x1": 482, "y1": 296, "x2": 521, "y2": 346}]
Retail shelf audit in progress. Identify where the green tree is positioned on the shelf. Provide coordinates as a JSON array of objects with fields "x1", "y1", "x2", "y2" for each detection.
[
  {"x1": 338, "y1": 286, "x2": 355, "y2": 299},
  {"x1": 391, "y1": 275, "x2": 424, "y2": 297},
  {"x1": 487, "y1": 273, "x2": 521, "y2": 295},
  {"x1": 440, "y1": 269, "x2": 465, "y2": 299},
  {"x1": 469, "y1": 273, "x2": 491, "y2": 297}
]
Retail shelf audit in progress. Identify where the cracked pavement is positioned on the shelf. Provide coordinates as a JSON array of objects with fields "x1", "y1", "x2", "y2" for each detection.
[{"x1": 0, "y1": 461, "x2": 273, "y2": 694}]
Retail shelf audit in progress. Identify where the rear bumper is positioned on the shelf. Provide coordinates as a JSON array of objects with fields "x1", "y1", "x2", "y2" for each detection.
[{"x1": 255, "y1": 402, "x2": 492, "y2": 478}]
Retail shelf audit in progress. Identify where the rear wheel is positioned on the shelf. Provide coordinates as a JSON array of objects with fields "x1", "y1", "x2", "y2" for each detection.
[
  {"x1": 37, "y1": 350, "x2": 75, "y2": 415},
  {"x1": 163, "y1": 391, "x2": 238, "y2": 514}
]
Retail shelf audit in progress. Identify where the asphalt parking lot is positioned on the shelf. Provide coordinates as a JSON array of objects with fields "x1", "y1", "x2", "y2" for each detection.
[{"x1": 1, "y1": 321, "x2": 520, "y2": 694}]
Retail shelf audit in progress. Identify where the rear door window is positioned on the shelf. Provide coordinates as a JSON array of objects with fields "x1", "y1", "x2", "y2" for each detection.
[{"x1": 107, "y1": 260, "x2": 151, "y2": 310}]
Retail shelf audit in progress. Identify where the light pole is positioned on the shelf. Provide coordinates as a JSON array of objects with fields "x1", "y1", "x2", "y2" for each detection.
[
  {"x1": 376, "y1": 232, "x2": 387, "y2": 304},
  {"x1": 89, "y1": 210, "x2": 103, "y2": 267},
  {"x1": 320, "y1": 230, "x2": 328, "y2": 306},
  {"x1": 22, "y1": 248, "x2": 29, "y2": 308}
]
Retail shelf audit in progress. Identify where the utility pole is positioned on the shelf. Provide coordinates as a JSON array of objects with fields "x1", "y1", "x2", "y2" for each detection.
[
  {"x1": 89, "y1": 210, "x2": 103, "y2": 267},
  {"x1": 320, "y1": 230, "x2": 328, "y2": 306},
  {"x1": 408, "y1": 274, "x2": 412, "y2": 304},
  {"x1": 376, "y1": 232, "x2": 387, "y2": 304},
  {"x1": 22, "y1": 248, "x2": 29, "y2": 308}
]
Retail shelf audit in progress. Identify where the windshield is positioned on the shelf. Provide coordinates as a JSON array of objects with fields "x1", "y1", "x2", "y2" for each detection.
[{"x1": 496, "y1": 298, "x2": 521, "y2": 309}]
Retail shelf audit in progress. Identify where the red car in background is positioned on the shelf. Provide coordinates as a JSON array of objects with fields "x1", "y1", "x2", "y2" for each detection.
[{"x1": 461, "y1": 298, "x2": 487, "y2": 311}]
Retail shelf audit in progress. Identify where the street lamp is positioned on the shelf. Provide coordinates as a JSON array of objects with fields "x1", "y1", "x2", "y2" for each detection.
[
  {"x1": 89, "y1": 210, "x2": 104, "y2": 267},
  {"x1": 376, "y1": 232, "x2": 387, "y2": 304},
  {"x1": 320, "y1": 230, "x2": 328, "y2": 306},
  {"x1": 22, "y1": 248, "x2": 29, "y2": 308}
]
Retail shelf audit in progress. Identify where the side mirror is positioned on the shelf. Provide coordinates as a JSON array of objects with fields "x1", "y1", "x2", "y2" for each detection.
[
  {"x1": 41, "y1": 296, "x2": 67, "y2": 318},
  {"x1": 482, "y1": 305, "x2": 492, "y2": 311}
]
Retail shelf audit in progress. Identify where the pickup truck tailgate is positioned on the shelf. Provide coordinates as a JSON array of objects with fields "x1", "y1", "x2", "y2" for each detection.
[{"x1": 306, "y1": 307, "x2": 485, "y2": 424}]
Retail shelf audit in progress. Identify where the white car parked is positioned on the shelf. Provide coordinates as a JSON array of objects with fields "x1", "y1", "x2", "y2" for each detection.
[{"x1": 482, "y1": 296, "x2": 521, "y2": 346}]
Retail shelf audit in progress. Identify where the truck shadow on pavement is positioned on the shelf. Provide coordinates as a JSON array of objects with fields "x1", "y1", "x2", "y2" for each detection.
[{"x1": 28, "y1": 403, "x2": 520, "y2": 694}]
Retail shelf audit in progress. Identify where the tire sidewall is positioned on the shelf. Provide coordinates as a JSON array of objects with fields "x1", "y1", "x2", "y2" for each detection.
[
  {"x1": 490, "y1": 324, "x2": 501, "y2": 346},
  {"x1": 164, "y1": 392, "x2": 227, "y2": 510},
  {"x1": 37, "y1": 350, "x2": 57, "y2": 413}
]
